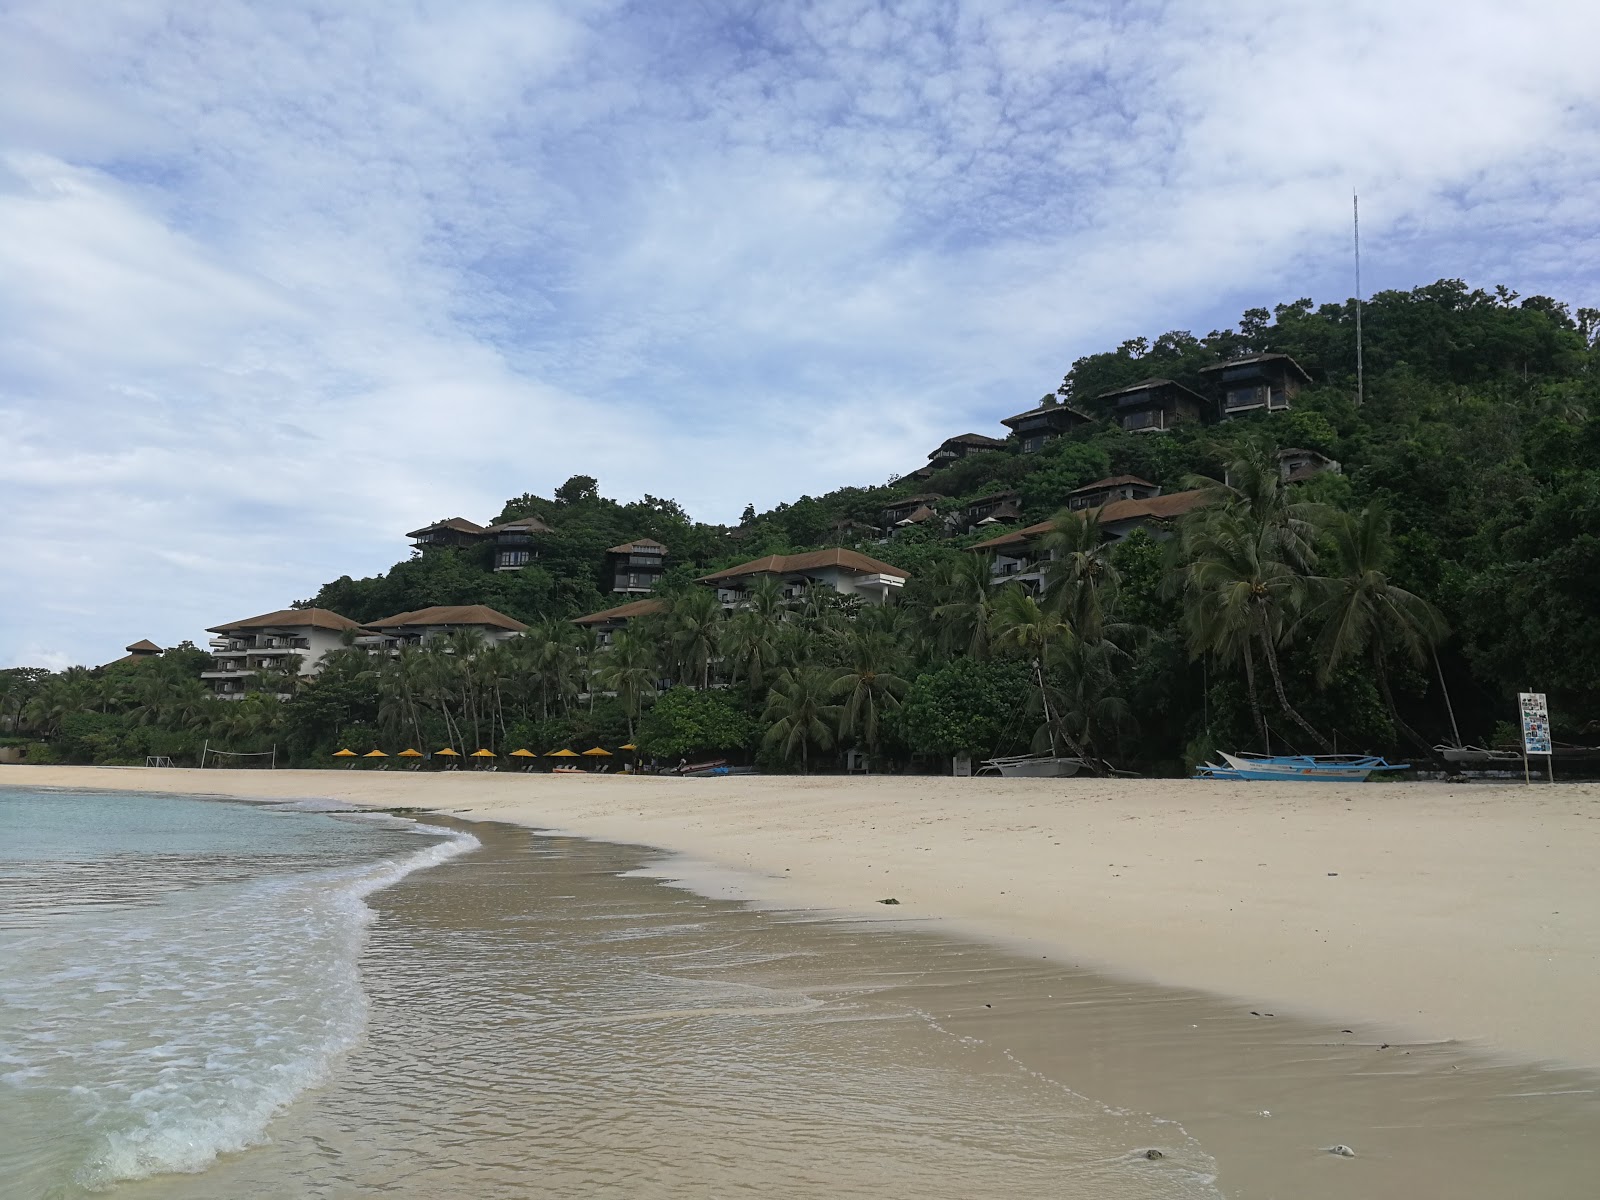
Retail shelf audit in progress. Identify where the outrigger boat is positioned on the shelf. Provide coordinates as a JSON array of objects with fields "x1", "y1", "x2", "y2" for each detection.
[
  {"x1": 1194, "y1": 752, "x2": 1408, "y2": 782},
  {"x1": 976, "y1": 753, "x2": 1090, "y2": 778}
]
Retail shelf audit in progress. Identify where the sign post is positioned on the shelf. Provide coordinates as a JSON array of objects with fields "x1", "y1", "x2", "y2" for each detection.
[{"x1": 1518, "y1": 692, "x2": 1553, "y2": 784}]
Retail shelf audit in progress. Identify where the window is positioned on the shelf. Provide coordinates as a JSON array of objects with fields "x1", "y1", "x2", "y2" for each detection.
[
  {"x1": 499, "y1": 549, "x2": 530, "y2": 568},
  {"x1": 1225, "y1": 385, "x2": 1270, "y2": 412},
  {"x1": 1121, "y1": 409, "x2": 1162, "y2": 431}
]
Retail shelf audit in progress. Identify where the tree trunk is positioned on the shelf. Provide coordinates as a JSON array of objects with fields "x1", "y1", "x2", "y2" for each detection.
[
  {"x1": 1373, "y1": 651, "x2": 1431, "y2": 753},
  {"x1": 1240, "y1": 644, "x2": 1271, "y2": 753},
  {"x1": 1257, "y1": 614, "x2": 1334, "y2": 753}
]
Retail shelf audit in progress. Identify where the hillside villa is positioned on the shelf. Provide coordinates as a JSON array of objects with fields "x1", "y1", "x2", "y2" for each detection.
[
  {"x1": 487, "y1": 515, "x2": 554, "y2": 571},
  {"x1": 1097, "y1": 378, "x2": 1209, "y2": 433},
  {"x1": 606, "y1": 538, "x2": 668, "y2": 594},
  {"x1": 361, "y1": 605, "x2": 528, "y2": 652},
  {"x1": 928, "y1": 432, "x2": 1008, "y2": 466},
  {"x1": 970, "y1": 486, "x2": 1211, "y2": 590},
  {"x1": 1000, "y1": 397, "x2": 1092, "y2": 453},
  {"x1": 698, "y1": 549, "x2": 908, "y2": 606},
  {"x1": 1199, "y1": 352, "x2": 1312, "y2": 416},
  {"x1": 572, "y1": 597, "x2": 666, "y2": 646},
  {"x1": 203, "y1": 609, "x2": 366, "y2": 699},
  {"x1": 407, "y1": 517, "x2": 486, "y2": 549}
]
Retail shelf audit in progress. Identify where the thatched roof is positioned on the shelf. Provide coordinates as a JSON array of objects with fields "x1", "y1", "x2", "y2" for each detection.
[
  {"x1": 573, "y1": 598, "x2": 668, "y2": 626},
  {"x1": 406, "y1": 517, "x2": 486, "y2": 538}
]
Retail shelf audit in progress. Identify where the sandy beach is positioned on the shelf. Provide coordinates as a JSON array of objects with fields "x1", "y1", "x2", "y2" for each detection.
[{"x1": 9, "y1": 765, "x2": 1598, "y2": 1070}]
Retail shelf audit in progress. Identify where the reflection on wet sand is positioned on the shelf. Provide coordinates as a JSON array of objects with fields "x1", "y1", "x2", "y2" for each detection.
[{"x1": 123, "y1": 820, "x2": 1600, "y2": 1200}]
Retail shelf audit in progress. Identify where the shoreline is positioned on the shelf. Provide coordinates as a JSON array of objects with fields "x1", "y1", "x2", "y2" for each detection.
[{"x1": 6, "y1": 765, "x2": 1600, "y2": 1069}]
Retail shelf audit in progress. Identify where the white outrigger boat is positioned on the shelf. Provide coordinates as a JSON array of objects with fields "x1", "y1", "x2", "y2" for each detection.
[
  {"x1": 1194, "y1": 752, "x2": 1408, "y2": 782},
  {"x1": 976, "y1": 753, "x2": 1090, "y2": 778}
]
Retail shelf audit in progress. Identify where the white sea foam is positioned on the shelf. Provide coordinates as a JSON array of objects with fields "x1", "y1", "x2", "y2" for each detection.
[{"x1": 0, "y1": 816, "x2": 477, "y2": 1191}]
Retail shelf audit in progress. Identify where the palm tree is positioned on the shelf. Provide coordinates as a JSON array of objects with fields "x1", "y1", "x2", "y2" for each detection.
[
  {"x1": 989, "y1": 587, "x2": 1087, "y2": 758},
  {"x1": 1180, "y1": 507, "x2": 1332, "y2": 752},
  {"x1": 762, "y1": 666, "x2": 841, "y2": 773},
  {"x1": 1041, "y1": 510, "x2": 1119, "y2": 641},
  {"x1": 1308, "y1": 504, "x2": 1449, "y2": 750},
  {"x1": 668, "y1": 587, "x2": 723, "y2": 689},
  {"x1": 930, "y1": 552, "x2": 1000, "y2": 659},
  {"x1": 831, "y1": 629, "x2": 909, "y2": 757},
  {"x1": 720, "y1": 577, "x2": 784, "y2": 691},
  {"x1": 593, "y1": 630, "x2": 659, "y2": 743}
]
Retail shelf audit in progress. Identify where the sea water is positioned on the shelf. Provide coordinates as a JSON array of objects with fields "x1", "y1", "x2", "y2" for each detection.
[{"x1": 0, "y1": 787, "x2": 475, "y2": 1197}]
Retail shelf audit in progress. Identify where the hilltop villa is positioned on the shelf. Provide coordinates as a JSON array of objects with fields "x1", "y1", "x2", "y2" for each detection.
[
  {"x1": 361, "y1": 605, "x2": 528, "y2": 652},
  {"x1": 1200, "y1": 352, "x2": 1312, "y2": 417},
  {"x1": 487, "y1": 515, "x2": 554, "y2": 571},
  {"x1": 698, "y1": 549, "x2": 908, "y2": 607},
  {"x1": 606, "y1": 538, "x2": 668, "y2": 594},
  {"x1": 203, "y1": 609, "x2": 365, "y2": 699},
  {"x1": 407, "y1": 517, "x2": 486, "y2": 549},
  {"x1": 1000, "y1": 397, "x2": 1092, "y2": 453}
]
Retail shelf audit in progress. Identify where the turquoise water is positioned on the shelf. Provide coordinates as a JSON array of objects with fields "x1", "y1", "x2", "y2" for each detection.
[{"x1": 0, "y1": 787, "x2": 475, "y2": 1196}]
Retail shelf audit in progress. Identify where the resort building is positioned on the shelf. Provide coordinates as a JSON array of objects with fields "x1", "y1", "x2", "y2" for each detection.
[
  {"x1": 1097, "y1": 378, "x2": 1207, "y2": 433},
  {"x1": 606, "y1": 538, "x2": 668, "y2": 594},
  {"x1": 203, "y1": 609, "x2": 364, "y2": 699},
  {"x1": 108, "y1": 639, "x2": 163, "y2": 667},
  {"x1": 1277, "y1": 447, "x2": 1341, "y2": 482},
  {"x1": 970, "y1": 489, "x2": 1210, "y2": 588},
  {"x1": 486, "y1": 515, "x2": 553, "y2": 571},
  {"x1": 928, "y1": 433, "x2": 1008, "y2": 467},
  {"x1": 698, "y1": 549, "x2": 909, "y2": 607},
  {"x1": 407, "y1": 517, "x2": 487, "y2": 550},
  {"x1": 963, "y1": 490, "x2": 1023, "y2": 530},
  {"x1": 828, "y1": 517, "x2": 883, "y2": 544},
  {"x1": 573, "y1": 597, "x2": 666, "y2": 647},
  {"x1": 881, "y1": 494, "x2": 943, "y2": 527},
  {"x1": 361, "y1": 605, "x2": 528, "y2": 652},
  {"x1": 895, "y1": 463, "x2": 937, "y2": 484},
  {"x1": 1000, "y1": 397, "x2": 1093, "y2": 453},
  {"x1": 1199, "y1": 353, "x2": 1312, "y2": 417},
  {"x1": 1066, "y1": 475, "x2": 1161, "y2": 511}
]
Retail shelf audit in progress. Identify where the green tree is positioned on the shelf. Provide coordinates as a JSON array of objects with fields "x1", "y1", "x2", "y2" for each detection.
[{"x1": 761, "y1": 667, "x2": 840, "y2": 773}]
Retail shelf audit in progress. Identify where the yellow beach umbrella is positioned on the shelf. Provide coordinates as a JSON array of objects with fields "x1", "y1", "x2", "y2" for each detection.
[
  {"x1": 509, "y1": 748, "x2": 536, "y2": 758},
  {"x1": 332, "y1": 748, "x2": 356, "y2": 758},
  {"x1": 397, "y1": 748, "x2": 423, "y2": 758},
  {"x1": 364, "y1": 749, "x2": 388, "y2": 758},
  {"x1": 619, "y1": 743, "x2": 637, "y2": 751},
  {"x1": 434, "y1": 747, "x2": 461, "y2": 757},
  {"x1": 545, "y1": 748, "x2": 578, "y2": 758},
  {"x1": 471, "y1": 749, "x2": 496, "y2": 758},
  {"x1": 582, "y1": 747, "x2": 612, "y2": 757}
]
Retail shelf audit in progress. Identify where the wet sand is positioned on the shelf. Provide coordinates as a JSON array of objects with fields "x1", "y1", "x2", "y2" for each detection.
[
  {"x1": 13, "y1": 767, "x2": 1598, "y2": 1069},
  {"x1": 95, "y1": 818, "x2": 1600, "y2": 1200}
]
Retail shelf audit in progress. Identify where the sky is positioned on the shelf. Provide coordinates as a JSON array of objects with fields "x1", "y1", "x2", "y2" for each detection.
[{"x1": 3, "y1": 0, "x2": 1598, "y2": 669}]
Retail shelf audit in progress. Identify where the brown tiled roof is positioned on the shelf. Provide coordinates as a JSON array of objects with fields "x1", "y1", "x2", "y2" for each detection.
[
  {"x1": 1199, "y1": 353, "x2": 1312, "y2": 383},
  {"x1": 968, "y1": 490, "x2": 1211, "y2": 550},
  {"x1": 1069, "y1": 475, "x2": 1156, "y2": 494},
  {"x1": 125, "y1": 639, "x2": 162, "y2": 653},
  {"x1": 1096, "y1": 377, "x2": 1206, "y2": 403},
  {"x1": 207, "y1": 608, "x2": 364, "y2": 635},
  {"x1": 698, "y1": 548, "x2": 910, "y2": 584},
  {"x1": 607, "y1": 537, "x2": 667, "y2": 554},
  {"x1": 573, "y1": 597, "x2": 668, "y2": 625},
  {"x1": 366, "y1": 605, "x2": 528, "y2": 633},
  {"x1": 1000, "y1": 401, "x2": 1093, "y2": 428},
  {"x1": 406, "y1": 517, "x2": 486, "y2": 538},
  {"x1": 485, "y1": 515, "x2": 553, "y2": 535},
  {"x1": 976, "y1": 503, "x2": 1022, "y2": 524}
]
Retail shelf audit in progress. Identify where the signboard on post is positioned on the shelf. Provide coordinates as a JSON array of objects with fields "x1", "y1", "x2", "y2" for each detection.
[{"x1": 1518, "y1": 692, "x2": 1553, "y2": 782}]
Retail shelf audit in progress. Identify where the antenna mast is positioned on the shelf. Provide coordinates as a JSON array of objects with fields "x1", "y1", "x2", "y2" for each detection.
[{"x1": 1354, "y1": 191, "x2": 1364, "y2": 407}]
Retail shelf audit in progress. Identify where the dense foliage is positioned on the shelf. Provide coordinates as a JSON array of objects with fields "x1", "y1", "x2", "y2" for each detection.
[{"x1": 6, "y1": 280, "x2": 1597, "y2": 774}]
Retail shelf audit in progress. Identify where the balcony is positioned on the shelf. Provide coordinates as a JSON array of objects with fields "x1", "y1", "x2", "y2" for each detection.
[
  {"x1": 1120, "y1": 409, "x2": 1165, "y2": 433},
  {"x1": 202, "y1": 667, "x2": 257, "y2": 679}
]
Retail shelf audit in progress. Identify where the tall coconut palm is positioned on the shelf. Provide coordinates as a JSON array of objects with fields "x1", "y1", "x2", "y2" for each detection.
[
  {"x1": 930, "y1": 552, "x2": 1001, "y2": 659},
  {"x1": 988, "y1": 587, "x2": 1087, "y2": 757},
  {"x1": 668, "y1": 587, "x2": 723, "y2": 689},
  {"x1": 831, "y1": 629, "x2": 909, "y2": 756},
  {"x1": 762, "y1": 666, "x2": 841, "y2": 773},
  {"x1": 593, "y1": 630, "x2": 658, "y2": 743},
  {"x1": 719, "y1": 576, "x2": 785, "y2": 690},
  {"x1": 1308, "y1": 503, "x2": 1449, "y2": 750},
  {"x1": 1180, "y1": 507, "x2": 1332, "y2": 752},
  {"x1": 1041, "y1": 510, "x2": 1119, "y2": 641}
]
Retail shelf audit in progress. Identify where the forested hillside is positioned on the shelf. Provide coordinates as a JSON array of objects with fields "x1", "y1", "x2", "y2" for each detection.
[{"x1": 7, "y1": 279, "x2": 1598, "y2": 773}]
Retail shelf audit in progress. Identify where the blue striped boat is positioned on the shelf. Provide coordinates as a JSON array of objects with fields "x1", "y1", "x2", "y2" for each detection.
[{"x1": 1193, "y1": 752, "x2": 1409, "y2": 782}]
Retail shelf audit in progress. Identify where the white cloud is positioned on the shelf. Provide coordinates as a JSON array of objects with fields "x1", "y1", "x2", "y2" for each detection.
[{"x1": 1, "y1": 0, "x2": 1597, "y2": 666}]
